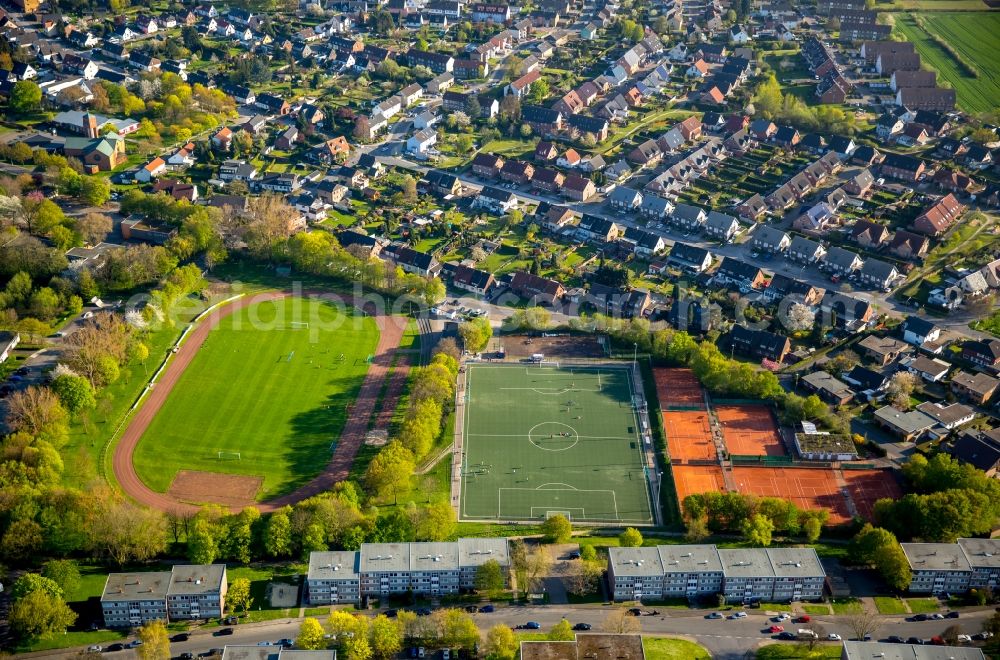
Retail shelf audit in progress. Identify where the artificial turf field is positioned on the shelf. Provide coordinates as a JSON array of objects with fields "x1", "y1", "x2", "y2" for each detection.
[
  {"x1": 133, "y1": 297, "x2": 379, "y2": 500},
  {"x1": 460, "y1": 363, "x2": 654, "y2": 524}
]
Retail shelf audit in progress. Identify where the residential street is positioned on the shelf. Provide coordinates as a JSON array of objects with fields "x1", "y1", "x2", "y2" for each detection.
[{"x1": 18, "y1": 602, "x2": 996, "y2": 660}]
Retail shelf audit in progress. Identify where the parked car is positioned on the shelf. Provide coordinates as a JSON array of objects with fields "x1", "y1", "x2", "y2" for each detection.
[
  {"x1": 223, "y1": 616, "x2": 239, "y2": 625},
  {"x1": 729, "y1": 611, "x2": 747, "y2": 619},
  {"x1": 568, "y1": 551, "x2": 581, "y2": 559},
  {"x1": 385, "y1": 609, "x2": 398, "y2": 618},
  {"x1": 105, "y1": 644, "x2": 124, "y2": 652},
  {"x1": 887, "y1": 636, "x2": 904, "y2": 643},
  {"x1": 913, "y1": 614, "x2": 929, "y2": 621},
  {"x1": 215, "y1": 627, "x2": 234, "y2": 636},
  {"x1": 906, "y1": 637, "x2": 924, "y2": 645},
  {"x1": 777, "y1": 632, "x2": 797, "y2": 641},
  {"x1": 768, "y1": 626, "x2": 784, "y2": 633},
  {"x1": 523, "y1": 622, "x2": 541, "y2": 630},
  {"x1": 418, "y1": 647, "x2": 425, "y2": 658},
  {"x1": 179, "y1": 654, "x2": 194, "y2": 660},
  {"x1": 87, "y1": 646, "x2": 102, "y2": 653},
  {"x1": 465, "y1": 606, "x2": 479, "y2": 613},
  {"x1": 416, "y1": 608, "x2": 432, "y2": 616},
  {"x1": 946, "y1": 611, "x2": 960, "y2": 619},
  {"x1": 827, "y1": 633, "x2": 841, "y2": 641},
  {"x1": 573, "y1": 623, "x2": 592, "y2": 631},
  {"x1": 479, "y1": 605, "x2": 494, "y2": 613},
  {"x1": 706, "y1": 612, "x2": 724, "y2": 619},
  {"x1": 442, "y1": 649, "x2": 450, "y2": 660},
  {"x1": 171, "y1": 633, "x2": 190, "y2": 642}
]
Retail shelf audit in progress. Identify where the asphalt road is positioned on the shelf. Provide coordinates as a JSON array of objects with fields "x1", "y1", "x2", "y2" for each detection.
[{"x1": 23, "y1": 604, "x2": 995, "y2": 660}]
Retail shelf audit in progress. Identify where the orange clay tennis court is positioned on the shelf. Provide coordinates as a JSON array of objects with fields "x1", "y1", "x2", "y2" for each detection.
[
  {"x1": 732, "y1": 466, "x2": 851, "y2": 525},
  {"x1": 664, "y1": 411, "x2": 717, "y2": 461},
  {"x1": 717, "y1": 405, "x2": 786, "y2": 457},
  {"x1": 654, "y1": 368, "x2": 706, "y2": 409},
  {"x1": 673, "y1": 464, "x2": 726, "y2": 505},
  {"x1": 843, "y1": 469, "x2": 901, "y2": 521}
]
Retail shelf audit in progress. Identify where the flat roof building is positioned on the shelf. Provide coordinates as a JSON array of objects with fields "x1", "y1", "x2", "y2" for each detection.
[
  {"x1": 902, "y1": 542, "x2": 972, "y2": 594},
  {"x1": 840, "y1": 640, "x2": 984, "y2": 659},
  {"x1": 306, "y1": 551, "x2": 362, "y2": 605},
  {"x1": 309, "y1": 538, "x2": 509, "y2": 602},
  {"x1": 609, "y1": 545, "x2": 825, "y2": 603},
  {"x1": 101, "y1": 571, "x2": 171, "y2": 628}
]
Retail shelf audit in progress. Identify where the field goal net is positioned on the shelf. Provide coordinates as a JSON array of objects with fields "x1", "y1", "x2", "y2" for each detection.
[
  {"x1": 545, "y1": 510, "x2": 571, "y2": 520},
  {"x1": 217, "y1": 451, "x2": 242, "y2": 461}
]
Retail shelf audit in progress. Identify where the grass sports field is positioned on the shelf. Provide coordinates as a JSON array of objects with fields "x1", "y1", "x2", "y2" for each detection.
[
  {"x1": 894, "y1": 12, "x2": 1000, "y2": 113},
  {"x1": 460, "y1": 363, "x2": 653, "y2": 523},
  {"x1": 133, "y1": 297, "x2": 379, "y2": 500}
]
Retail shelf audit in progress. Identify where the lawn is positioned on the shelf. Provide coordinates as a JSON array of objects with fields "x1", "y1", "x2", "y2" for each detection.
[
  {"x1": 17, "y1": 630, "x2": 127, "y2": 653},
  {"x1": 893, "y1": 12, "x2": 1000, "y2": 113},
  {"x1": 829, "y1": 599, "x2": 862, "y2": 615},
  {"x1": 642, "y1": 637, "x2": 712, "y2": 660},
  {"x1": 905, "y1": 597, "x2": 941, "y2": 613},
  {"x1": 873, "y1": 597, "x2": 909, "y2": 615},
  {"x1": 459, "y1": 364, "x2": 654, "y2": 523},
  {"x1": 754, "y1": 644, "x2": 841, "y2": 659},
  {"x1": 133, "y1": 297, "x2": 379, "y2": 500},
  {"x1": 802, "y1": 604, "x2": 831, "y2": 615}
]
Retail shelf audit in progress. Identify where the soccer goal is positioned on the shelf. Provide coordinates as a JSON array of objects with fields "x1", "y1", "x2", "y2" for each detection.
[
  {"x1": 217, "y1": 451, "x2": 242, "y2": 461},
  {"x1": 545, "y1": 510, "x2": 571, "y2": 520},
  {"x1": 287, "y1": 322, "x2": 309, "y2": 330}
]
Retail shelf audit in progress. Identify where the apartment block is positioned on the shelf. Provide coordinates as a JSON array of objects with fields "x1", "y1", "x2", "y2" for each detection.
[
  {"x1": 101, "y1": 564, "x2": 227, "y2": 628},
  {"x1": 307, "y1": 538, "x2": 510, "y2": 603},
  {"x1": 608, "y1": 545, "x2": 824, "y2": 603},
  {"x1": 901, "y1": 542, "x2": 973, "y2": 594},
  {"x1": 167, "y1": 564, "x2": 227, "y2": 620},
  {"x1": 101, "y1": 571, "x2": 171, "y2": 628},
  {"x1": 306, "y1": 550, "x2": 362, "y2": 605},
  {"x1": 902, "y1": 538, "x2": 1000, "y2": 594}
]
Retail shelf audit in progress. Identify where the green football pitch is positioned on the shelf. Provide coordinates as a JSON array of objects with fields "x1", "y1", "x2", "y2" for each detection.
[
  {"x1": 460, "y1": 363, "x2": 654, "y2": 524},
  {"x1": 133, "y1": 297, "x2": 379, "y2": 500}
]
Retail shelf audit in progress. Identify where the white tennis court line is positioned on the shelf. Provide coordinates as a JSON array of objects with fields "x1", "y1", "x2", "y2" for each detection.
[{"x1": 465, "y1": 433, "x2": 635, "y2": 440}]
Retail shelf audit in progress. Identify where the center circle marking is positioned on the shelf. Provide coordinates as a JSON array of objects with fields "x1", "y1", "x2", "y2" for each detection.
[{"x1": 528, "y1": 422, "x2": 579, "y2": 451}]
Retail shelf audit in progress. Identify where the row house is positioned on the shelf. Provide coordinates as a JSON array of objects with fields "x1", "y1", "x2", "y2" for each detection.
[
  {"x1": 912, "y1": 193, "x2": 965, "y2": 237},
  {"x1": 406, "y1": 48, "x2": 454, "y2": 73},
  {"x1": 730, "y1": 325, "x2": 792, "y2": 363},
  {"x1": 668, "y1": 243, "x2": 714, "y2": 274},
  {"x1": 716, "y1": 257, "x2": 768, "y2": 291},
  {"x1": 787, "y1": 236, "x2": 826, "y2": 265}
]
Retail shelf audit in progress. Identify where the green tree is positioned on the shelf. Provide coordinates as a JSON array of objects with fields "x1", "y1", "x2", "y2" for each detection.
[
  {"x1": 416, "y1": 500, "x2": 456, "y2": 541},
  {"x1": 458, "y1": 316, "x2": 492, "y2": 353},
  {"x1": 437, "y1": 609, "x2": 479, "y2": 649},
  {"x1": 475, "y1": 559, "x2": 505, "y2": 596},
  {"x1": 40, "y1": 560, "x2": 80, "y2": 597},
  {"x1": 619, "y1": 527, "x2": 643, "y2": 547},
  {"x1": 9, "y1": 589, "x2": 76, "y2": 640},
  {"x1": 365, "y1": 441, "x2": 416, "y2": 504},
  {"x1": 302, "y1": 523, "x2": 327, "y2": 559},
  {"x1": 297, "y1": 617, "x2": 327, "y2": 650},
  {"x1": 485, "y1": 624, "x2": 518, "y2": 660},
  {"x1": 580, "y1": 545, "x2": 597, "y2": 561},
  {"x1": 527, "y1": 78, "x2": 550, "y2": 105},
  {"x1": 264, "y1": 507, "x2": 293, "y2": 558},
  {"x1": 79, "y1": 176, "x2": 112, "y2": 207},
  {"x1": 370, "y1": 614, "x2": 404, "y2": 659},
  {"x1": 51, "y1": 374, "x2": 96, "y2": 416},
  {"x1": 137, "y1": 620, "x2": 171, "y2": 660},
  {"x1": 12, "y1": 574, "x2": 64, "y2": 601},
  {"x1": 227, "y1": 577, "x2": 252, "y2": 615},
  {"x1": 187, "y1": 516, "x2": 218, "y2": 564},
  {"x1": 548, "y1": 619, "x2": 574, "y2": 641},
  {"x1": 741, "y1": 513, "x2": 775, "y2": 546},
  {"x1": 541, "y1": 514, "x2": 572, "y2": 543},
  {"x1": 10, "y1": 80, "x2": 42, "y2": 114}
]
